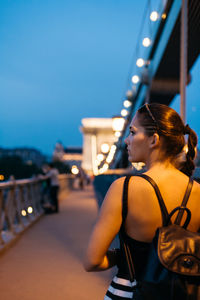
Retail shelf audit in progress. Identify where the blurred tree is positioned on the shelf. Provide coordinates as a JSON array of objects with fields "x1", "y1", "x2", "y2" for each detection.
[
  {"x1": 51, "y1": 161, "x2": 71, "y2": 174},
  {"x1": 0, "y1": 156, "x2": 41, "y2": 180}
]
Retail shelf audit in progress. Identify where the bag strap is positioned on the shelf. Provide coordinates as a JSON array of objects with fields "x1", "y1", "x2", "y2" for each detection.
[
  {"x1": 119, "y1": 176, "x2": 135, "y2": 281},
  {"x1": 180, "y1": 177, "x2": 193, "y2": 207},
  {"x1": 119, "y1": 231, "x2": 135, "y2": 282},
  {"x1": 120, "y1": 175, "x2": 135, "y2": 282},
  {"x1": 172, "y1": 177, "x2": 193, "y2": 227},
  {"x1": 121, "y1": 175, "x2": 132, "y2": 224}
]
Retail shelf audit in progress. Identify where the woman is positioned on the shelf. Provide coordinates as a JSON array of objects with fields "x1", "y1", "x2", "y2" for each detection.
[{"x1": 84, "y1": 103, "x2": 200, "y2": 299}]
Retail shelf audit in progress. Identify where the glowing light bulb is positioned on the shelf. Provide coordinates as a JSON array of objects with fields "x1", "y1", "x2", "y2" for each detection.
[
  {"x1": 115, "y1": 131, "x2": 121, "y2": 137},
  {"x1": 183, "y1": 144, "x2": 188, "y2": 153},
  {"x1": 131, "y1": 75, "x2": 140, "y2": 84},
  {"x1": 103, "y1": 163, "x2": 109, "y2": 170},
  {"x1": 27, "y1": 206, "x2": 33, "y2": 214},
  {"x1": 162, "y1": 13, "x2": 167, "y2": 19},
  {"x1": 0, "y1": 175, "x2": 4, "y2": 180},
  {"x1": 142, "y1": 37, "x2": 151, "y2": 47},
  {"x1": 111, "y1": 145, "x2": 117, "y2": 151},
  {"x1": 112, "y1": 117, "x2": 125, "y2": 131},
  {"x1": 126, "y1": 90, "x2": 133, "y2": 98},
  {"x1": 71, "y1": 165, "x2": 79, "y2": 175},
  {"x1": 95, "y1": 159, "x2": 101, "y2": 166},
  {"x1": 101, "y1": 143, "x2": 110, "y2": 154},
  {"x1": 132, "y1": 162, "x2": 145, "y2": 171},
  {"x1": 97, "y1": 153, "x2": 104, "y2": 161},
  {"x1": 21, "y1": 210, "x2": 27, "y2": 216},
  {"x1": 136, "y1": 58, "x2": 145, "y2": 67},
  {"x1": 121, "y1": 109, "x2": 128, "y2": 117},
  {"x1": 123, "y1": 100, "x2": 132, "y2": 108},
  {"x1": 150, "y1": 11, "x2": 159, "y2": 21}
]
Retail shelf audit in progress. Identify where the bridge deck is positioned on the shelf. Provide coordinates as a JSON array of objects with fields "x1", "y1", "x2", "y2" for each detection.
[{"x1": 0, "y1": 185, "x2": 115, "y2": 300}]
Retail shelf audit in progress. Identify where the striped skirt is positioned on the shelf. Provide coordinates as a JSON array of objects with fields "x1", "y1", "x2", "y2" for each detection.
[{"x1": 104, "y1": 276, "x2": 137, "y2": 300}]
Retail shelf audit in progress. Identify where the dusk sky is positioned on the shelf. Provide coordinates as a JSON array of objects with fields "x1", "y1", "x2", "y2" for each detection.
[{"x1": 1, "y1": 0, "x2": 200, "y2": 156}]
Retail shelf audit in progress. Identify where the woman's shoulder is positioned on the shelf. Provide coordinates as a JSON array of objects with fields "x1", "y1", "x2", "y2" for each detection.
[
  {"x1": 110, "y1": 175, "x2": 154, "y2": 198},
  {"x1": 111, "y1": 175, "x2": 144, "y2": 188},
  {"x1": 106, "y1": 175, "x2": 143, "y2": 198},
  {"x1": 108, "y1": 176, "x2": 126, "y2": 192},
  {"x1": 103, "y1": 176, "x2": 126, "y2": 201}
]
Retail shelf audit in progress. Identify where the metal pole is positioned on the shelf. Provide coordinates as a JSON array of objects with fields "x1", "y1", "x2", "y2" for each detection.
[{"x1": 180, "y1": 0, "x2": 188, "y2": 123}]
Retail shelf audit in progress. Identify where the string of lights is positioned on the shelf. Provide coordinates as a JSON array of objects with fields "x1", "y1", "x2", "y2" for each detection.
[{"x1": 96, "y1": 0, "x2": 169, "y2": 175}]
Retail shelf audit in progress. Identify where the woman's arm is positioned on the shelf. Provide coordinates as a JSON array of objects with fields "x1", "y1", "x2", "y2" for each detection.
[{"x1": 83, "y1": 177, "x2": 125, "y2": 272}]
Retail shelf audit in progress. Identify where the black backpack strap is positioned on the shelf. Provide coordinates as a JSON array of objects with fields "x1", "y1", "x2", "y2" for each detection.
[
  {"x1": 134, "y1": 174, "x2": 170, "y2": 226},
  {"x1": 120, "y1": 175, "x2": 135, "y2": 281},
  {"x1": 180, "y1": 177, "x2": 193, "y2": 207},
  {"x1": 174, "y1": 177, "x2": 193, "y2": 227},
  {"x1": 121, "y1": 175, "x2": 132, "y2": 225}
]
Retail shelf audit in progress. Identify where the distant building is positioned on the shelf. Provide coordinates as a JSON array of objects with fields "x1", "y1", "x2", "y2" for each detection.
[
  {"x1": 53, "y1": 143, "x2": 82, "y2": 168},
  {"x1": 80, "y1": 118, "x2": 118, "y2": 175},
  {"x1": 62, "y1": 147, "x2": 82, "y2": 168},
  {"x1": 52, "y1": 142, "x2": 65, "y2": 161},
  {"x1": 0, "y1": 147, "x2": 46, "y2": 167}
]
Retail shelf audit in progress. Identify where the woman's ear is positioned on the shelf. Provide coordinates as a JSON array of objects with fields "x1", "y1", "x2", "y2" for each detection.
[{"x1": 149, "y1": 133, "x2": 160, "y2": 149}]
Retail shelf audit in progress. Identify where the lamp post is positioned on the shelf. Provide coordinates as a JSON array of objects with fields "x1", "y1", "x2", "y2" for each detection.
[{"x1": 180, "y1": 0, "x2": 187, "y2": 123}]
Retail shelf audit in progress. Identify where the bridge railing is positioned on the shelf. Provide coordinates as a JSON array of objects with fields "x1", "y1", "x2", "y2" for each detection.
[
  {"x1": 0, "y1": 178, "x2": 47, "y2": 251},
  {"x1": 0, "y1": 174, "x2": 74, "y2": 252}
]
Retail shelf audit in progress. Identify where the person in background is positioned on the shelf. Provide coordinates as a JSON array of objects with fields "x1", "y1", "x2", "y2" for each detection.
[
  {"x1": 77, "y1": 167, "x2": 85, "y2": 189},
  {"x1": 45, "y1": 163, "x2": 59, "y2": 213}
]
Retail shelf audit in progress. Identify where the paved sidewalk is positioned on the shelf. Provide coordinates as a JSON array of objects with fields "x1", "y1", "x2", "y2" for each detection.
[{"x1": 0, "y1": 185, "x2": 115, "y2": 300}]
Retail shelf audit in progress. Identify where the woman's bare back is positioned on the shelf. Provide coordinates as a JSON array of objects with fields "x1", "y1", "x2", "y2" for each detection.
[{"x1": 125, "y1": 170, "x2": 200, "y2": 242}]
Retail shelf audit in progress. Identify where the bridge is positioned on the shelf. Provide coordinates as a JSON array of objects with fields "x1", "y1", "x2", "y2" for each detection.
[
  {"x1": 0, "y1": 176, "x2": 115, "y2": 299},
  {"x1": 112, "y1": 0, "x2": 200, "y2": 168}
]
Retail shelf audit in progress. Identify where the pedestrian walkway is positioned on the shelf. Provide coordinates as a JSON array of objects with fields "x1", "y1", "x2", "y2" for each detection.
[{"x1": 0, "y1": 185, "x2": 116, "y2": 300}]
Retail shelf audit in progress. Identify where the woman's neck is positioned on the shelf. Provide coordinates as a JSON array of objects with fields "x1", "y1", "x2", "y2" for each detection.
[{"x1": 145, "y1": 158, "x2": 177, "y2": 172}]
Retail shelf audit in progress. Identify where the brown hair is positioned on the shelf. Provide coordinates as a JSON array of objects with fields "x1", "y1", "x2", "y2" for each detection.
[{"x1": 137, "y1": 103, "x2": 198, "y2": 177}]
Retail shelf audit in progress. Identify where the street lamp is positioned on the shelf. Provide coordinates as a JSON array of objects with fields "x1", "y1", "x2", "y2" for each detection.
[
  {"x1": 101, "y1": 143, "x2": 110, "y2": 154},
  {"x1": 112, "y1": 116, "x2": 125, "y2": 132}
]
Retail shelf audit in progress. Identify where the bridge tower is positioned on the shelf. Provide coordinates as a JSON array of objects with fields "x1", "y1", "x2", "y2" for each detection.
[{"x1": 80, "y1": 118, "x2": 117, "y2": 175}]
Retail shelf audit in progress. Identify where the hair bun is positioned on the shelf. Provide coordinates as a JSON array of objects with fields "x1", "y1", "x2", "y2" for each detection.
[{"x1": 183, "y1": 124, "x2": 190, "y2": 135}]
